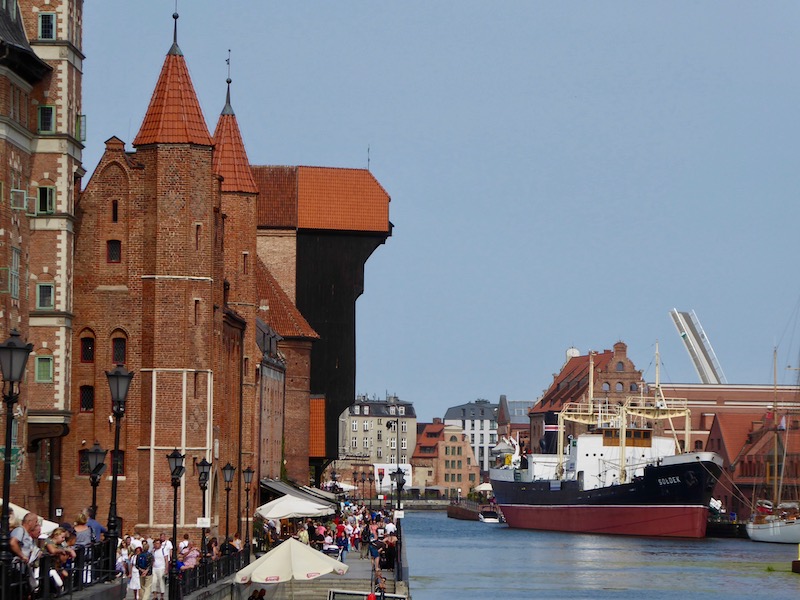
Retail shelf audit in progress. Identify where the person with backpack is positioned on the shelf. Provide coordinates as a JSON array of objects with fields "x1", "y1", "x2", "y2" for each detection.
[
  {"x1": 359, "y1": 523, "x2": 371, "y2": 559},
  {"x1": 135, "y1": 542, "x2": 154, "y2": 600}
]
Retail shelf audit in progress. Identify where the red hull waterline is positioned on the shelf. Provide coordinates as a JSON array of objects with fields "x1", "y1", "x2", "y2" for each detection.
[{"x1": 500, "y1": 504, "x2": 709, "y2": 538}]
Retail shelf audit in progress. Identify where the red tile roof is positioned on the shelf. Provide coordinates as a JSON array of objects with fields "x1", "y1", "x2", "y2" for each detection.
[
  {"x1": 252, "y1": 166, "x2": 297, "y2": 228},
  {"x1": 251, "y1": 166, "x2": 391, "y2": 233},
  {"x1": 533, "y1": 350, "x2": 615, "y2": 413},
  {"x1": 212, "y1": 91, "x2": 258, "y2": 194},
  {"x1": 133, "y1": 51, "x2": 212, "y2": 147},
  {"x1": 255, "y1": 258, "x2": 318, "y2": 339}
]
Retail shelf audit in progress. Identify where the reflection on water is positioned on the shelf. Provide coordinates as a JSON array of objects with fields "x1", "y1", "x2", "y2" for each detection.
[{"x1": 402, "y1": 511, "x2": 800, "y2": 599}]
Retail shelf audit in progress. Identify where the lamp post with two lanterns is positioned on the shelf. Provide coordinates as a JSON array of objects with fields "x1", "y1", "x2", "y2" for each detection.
[
  {"x1": 0, "y1": 330, "x2": 33, "y2": 582},
  {"x1": 167, "y1": 449, "x2": 185, "y2": 600}
]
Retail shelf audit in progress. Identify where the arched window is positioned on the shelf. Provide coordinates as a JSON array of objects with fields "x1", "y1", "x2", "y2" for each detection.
[
  {"x1": 615, "y1": 382, "x2": 624, "y2": 392},
  {"x1": 616, "y1": 361, "x2": 624, "y2": 372},
  {"x1": 602, "y1": 382, "x2": 610, "y2": 392},
  {"x1": 449, "y1": 436, "x2": 458, "y2": 442},
  {"x1": 80, "y1": 335, "x2": 95, "y2": 363},
  {"x1": 629, "y1": 383, "x2": 638, "y2": 392},
  {"x1": 111, "y1": 330, "x2": 128, "y2": 364}
]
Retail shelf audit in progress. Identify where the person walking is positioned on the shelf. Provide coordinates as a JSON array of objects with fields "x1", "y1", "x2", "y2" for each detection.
[
  {"x1": 128, "y1": 547, "x2": 142, "y2": 600},
  {"x1": 151, "y1": 539, "x2": 168, "y2": 600}
]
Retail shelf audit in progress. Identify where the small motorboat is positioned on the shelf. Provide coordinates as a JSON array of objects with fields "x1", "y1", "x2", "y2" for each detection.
[{"x1": 479, "y1": 509, "x2": 500, "y2": 523}]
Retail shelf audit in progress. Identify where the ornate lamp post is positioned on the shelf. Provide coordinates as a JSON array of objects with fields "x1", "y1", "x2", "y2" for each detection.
[
  {"x1": 86, "y1": 442, "x2": 108, "y2": 515},
  {"x1": 167, "y1": 449, "x2": 185, "y2": 600},
  {"x1": 330, "y1": 466, "x2": 338, "y2": 493},
  {"x1": 0, "y1": 330, "x2": 33, "y2": 575},
  {"x1": 222, "y1": 462, "x2": 235, "y2": 554},
  {"x1": 105, "y1": 364, "x2": 133, "y2": 540},
  {"x1": 242, "y1": 466, "x2": 254, "y2": 560},
  {"x1": 197, "y1": 456, "x2": 211, "y2": 578}
]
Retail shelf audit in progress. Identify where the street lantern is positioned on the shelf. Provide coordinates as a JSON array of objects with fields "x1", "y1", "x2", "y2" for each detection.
[
  {"x1": 87, "y1": 442, "x2": 108, "y2": 513},
  {"x1": 0, "y1": 330, "x2": 32, "y2": 579},
  {"x1": 106, "y1": 364, "x2": 133, "y2": 415}
]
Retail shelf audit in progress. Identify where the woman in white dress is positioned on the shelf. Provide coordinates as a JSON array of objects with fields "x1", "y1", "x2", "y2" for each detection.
[{"x1": 128, "y1": 546, "x2": 141, "y2": 599}]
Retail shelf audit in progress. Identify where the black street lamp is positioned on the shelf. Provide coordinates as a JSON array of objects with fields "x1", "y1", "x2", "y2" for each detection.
[
  {"x1": 0, "y1": 330, "x2": 33, "y2": 577},
  {"x1": 352, "y1": 472, "x2": 358, "y2": 501},
  {"x1": 222, "y1": 462, "x2": 235, "y2": 554},
  {"x1": 167, "y1": 449, "x2": 185, "y2": 600},
  {"x1": 86, "y1": 442, "x2": 108, "y2": 515},
  {"x1": 393, "y1": 467, "x2": 406, "y2": 512},
  {"x1": 105, "y1": 364, "x2": 133, "y2": 540},
  {"x1": 242, "y1": 466, "x2": 254, "y2": 560},
  {"x1": 197, "y1": 456, "x2": 211, "y2": 576}
]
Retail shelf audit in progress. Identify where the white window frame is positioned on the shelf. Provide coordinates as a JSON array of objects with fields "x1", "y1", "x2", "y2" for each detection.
[
  {"x1": 352, "y1": 405, "x2": 360, "y2": 415},
  {"x1": 363, "y1": 421, "x2": 369, "y2": 431},
  {"x1": 350, "y1": 436, "x2": 357, "y2": 449},
  {"x1": 351, "y1": 420, "x2": 357, "y2": 431},
  {"x1": 398, "y1": 406, "x2": 405, "y2": 415},
  {"x1": 363, "y1": 437, "x2": 369, "y2": 449},
  {"x1": 38, "y1": 12, "x2": 56, "y2": 39}
]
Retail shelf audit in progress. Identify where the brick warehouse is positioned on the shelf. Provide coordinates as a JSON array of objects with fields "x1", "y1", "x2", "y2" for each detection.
[{"x1": 1, "y1": 1, "x2": 391, "y2": 539}]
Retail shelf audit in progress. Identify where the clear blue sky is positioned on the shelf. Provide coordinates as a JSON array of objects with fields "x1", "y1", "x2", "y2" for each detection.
[{"x1": 83, "y1": 2, "x2": 800, "y2": 422}]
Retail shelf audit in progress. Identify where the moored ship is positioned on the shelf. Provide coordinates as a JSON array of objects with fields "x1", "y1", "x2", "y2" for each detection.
[{"x1": 490, "y1": 356, "x2": 723, "y2": 538}]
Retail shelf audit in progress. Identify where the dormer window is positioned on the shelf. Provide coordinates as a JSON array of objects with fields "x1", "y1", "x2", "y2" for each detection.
[
  {"x1": 389, "y1": 406, "x2": 396, "y2": 415},
  {"x1": 398, "y1": 406, "x2": 405, "y2": 415},
  {"x1": 353, "y1": 405, "x2": 360, "y2": 415},
  {"x1": 363, "y1": 406, "x2": 369, "y2": 416}
]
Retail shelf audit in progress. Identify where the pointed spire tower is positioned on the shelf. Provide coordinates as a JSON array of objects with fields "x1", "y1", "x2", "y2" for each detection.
[
  {"x1": 212, "y1": 69, "x2": 260, "y2": 477},
  {"x1": 133, "y1": 12, "x2": 212, "y2": 146},
  {"x1": 212, "y1": 76, "x2": 258, "y2": 193}
]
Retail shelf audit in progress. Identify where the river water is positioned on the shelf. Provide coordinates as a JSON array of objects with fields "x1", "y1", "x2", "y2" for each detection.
[{"x1": 402, "y1": 511, "x2": 800, "y2": 599}]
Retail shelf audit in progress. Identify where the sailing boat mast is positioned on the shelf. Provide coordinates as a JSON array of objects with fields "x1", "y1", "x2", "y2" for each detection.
[{"x1": 773, "y1": 347, "x2": 778, "y2": 503}]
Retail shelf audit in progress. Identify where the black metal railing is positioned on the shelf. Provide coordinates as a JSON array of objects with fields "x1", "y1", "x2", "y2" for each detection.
[
  {"x1": 1, "y1": 537, "x2": 118, "y2": 600},
  {"x1": 177, "y1": 548, "x2": 248, "y2": 597}
]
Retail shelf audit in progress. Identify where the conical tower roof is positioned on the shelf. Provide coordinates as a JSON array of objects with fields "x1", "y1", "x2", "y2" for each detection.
[
  {"x1": 212, "y1": 80, "x2": 258, "y2": 193},
  {"x1": 133, "y1": 14, "x2": 212, "y2": 147}
]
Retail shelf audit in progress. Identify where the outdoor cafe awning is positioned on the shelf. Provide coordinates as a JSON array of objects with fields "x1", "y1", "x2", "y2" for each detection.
[{"x1": 259, "y1": 478, "x2": 336, "y2": 509}]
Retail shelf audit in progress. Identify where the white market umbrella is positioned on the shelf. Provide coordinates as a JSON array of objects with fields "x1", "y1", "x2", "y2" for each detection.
[
  {"x1": 474, "y1": 482, "x2": 493, "y2": 493},
  {"x1": 255, "y1": 495, "x2": 334, "y2": 520},
  {"x1": 0, "y1": 500, "x2": 58, "y2": 537},
  {"x1": 235, "y1": 538, "x2": 348, "y2": 598}
]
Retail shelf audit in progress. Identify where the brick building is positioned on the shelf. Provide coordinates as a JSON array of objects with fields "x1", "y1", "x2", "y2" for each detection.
[
  {"x1": 411, "y1": 419, "x2": 479, "y2": 499},
  {"x1": 1, "y1": 4, "x2": 391, "y2": 539},
  {"x1": 0, "y1": 0, "x2": 83, "y2": 514}
]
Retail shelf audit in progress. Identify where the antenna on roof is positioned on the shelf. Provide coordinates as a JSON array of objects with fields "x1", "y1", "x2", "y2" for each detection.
[
  {"x1": 367, "y1": 145, "x2": 371, "y2": 171},
  {"x1": 226, "y1": 49, "x2": 232, "y2": 80}
]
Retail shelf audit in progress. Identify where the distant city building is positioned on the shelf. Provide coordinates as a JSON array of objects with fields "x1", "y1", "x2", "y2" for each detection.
[
  {"x1": 334, "y1": 394, "x2": 417, "y2": 497},
  {"x1": 411, "y1": 419, "x2": 479, "y2": 499},
  {"x1": 444, "y1": 399, "x2": 499, "y2": 473}
]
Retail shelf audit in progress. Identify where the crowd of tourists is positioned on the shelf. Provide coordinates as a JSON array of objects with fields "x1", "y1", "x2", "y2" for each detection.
[
  {"x1": 117, "y1": 531, "x2": 245, "y2": 600},
  {"x1": 268, "y1": 502, "x2": 399, "y2": 577}
]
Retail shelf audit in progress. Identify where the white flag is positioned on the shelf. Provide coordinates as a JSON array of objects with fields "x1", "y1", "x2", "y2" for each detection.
[{"x1": 778, "y1": 415, "x2": 787, "y2": 430}]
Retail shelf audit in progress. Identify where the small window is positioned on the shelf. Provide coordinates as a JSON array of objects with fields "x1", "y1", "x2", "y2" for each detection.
[
  {"x1": 38, "y1": 106, "x2": 55, "y2": 134},
  {"x1": 10, "y1": 247, "x2": 20, "y2": 300},
  {"x1": 78, "y1": 450, "x2": 91, "y2": 475},
  {"x1": 630, "y1": 383, "x2": 638, "y2": 392},
  {"x1": 616, "y1": 361, "x2": 625, "y2": 372},
  {"x1": 363, "y1": 406, "x2": 369, "y2": 416},
  {"x1": 352, "y1": 420, "x2": 358, "y2": 431},
  {"x1": 242, "y1": 252, "x2": 249, "y2": 274},
  {"x1": 80, "y1": 337, "x2": 95, "y2": 362},
  {"x1": 80, "y1": 385, "x2": 95, "y2": 412},
  {"x1": 615, "y1": 382, "x2": 624, "y2": 392},
  {"x1": 398, "y1": 406, "x2": 405, "y2": 415},
  {"x1": 602, "y1": 382, "x2": 611, "y2": 392},
  {"x1": 111, "y1": 200, "x2": 118, "y2": 223},
  {"x1": 38, "y1": 187, "x2": 55, "y2": 214},
  {"x1": 38, "y1": 13, "x2": 56, "y2": 40},
  {"x1": 352, "y1": 405, "x2": 360, "y2": 415},
  {"x1": 112, "y1": 338, "x2": 126, "y2": 364},
  {"x1": 107, "y1": 240, "x2": 121, "y2": 263},
  {"x1": 36, "y1": 283, "x2": 54, "y2": 309},
  {"x1": 35, "y1": 356, "x2": 53, "y2": 382}
]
